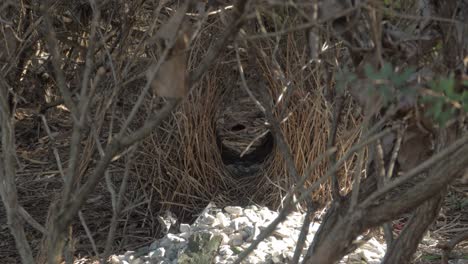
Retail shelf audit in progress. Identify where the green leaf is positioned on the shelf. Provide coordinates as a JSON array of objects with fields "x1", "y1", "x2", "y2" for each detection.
[
  {"x1": 392, "y1": 67, "x2": 414, "y2": 87},
  {"x1": 381, "y1": 62, "x2": 393, "y2": 79},
  {"x1": 364, "y1": 64, "x2": 377, "y2": 79}
]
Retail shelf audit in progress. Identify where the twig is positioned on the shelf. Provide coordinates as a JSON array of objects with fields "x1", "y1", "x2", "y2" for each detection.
[
  {"x1": 42, "y1": 6, "x2": 78, "y2": 118},
  {"x1": 18, "y1": 206, "x2": 47, "y2": 235},
  {"x1": 438, "y1": 231, "x2": 468, "y2": 264},
  {"x1": 386, "y1": 124, "x2": 405, "y2": 179},
  {"x1": 78, "y1": 211, "x2": 99, "y2": 257},
  {"x1": 374, "y1": 139, "x2": 394, "y2": 247},
  {"x1": 102, "y1": 148, "x2": 136, "y2": 262},
  {"x1": 291, "y1": 203, "x2": 315, "y2": 264},
  {"x1": 328, "y1": 94, "x2": 344, "y2": 200},
  {"x1": 361, "y1": 133, "x2": 468, "y2": 207}
]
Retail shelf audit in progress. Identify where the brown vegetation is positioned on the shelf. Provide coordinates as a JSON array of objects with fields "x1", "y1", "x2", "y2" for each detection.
[{"x1": 0, "y1": 0, "x2": 467, "y2": 263}]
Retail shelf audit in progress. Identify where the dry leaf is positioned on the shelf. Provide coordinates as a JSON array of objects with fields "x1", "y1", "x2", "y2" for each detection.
[
  {"x1": 397, "y1": 125, "x2": 433, "y2": 172},
  {"x1": 150, "y1": 3, "x2": 190, "y2": 98},
  {"x1": 151, "y1": 33, "x2": 189, "y2": 98}
]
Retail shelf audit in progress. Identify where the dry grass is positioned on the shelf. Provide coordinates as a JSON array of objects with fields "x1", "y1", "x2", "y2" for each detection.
[{"x1": 2, "y1": 1, "x2": 466, "y2": 262}]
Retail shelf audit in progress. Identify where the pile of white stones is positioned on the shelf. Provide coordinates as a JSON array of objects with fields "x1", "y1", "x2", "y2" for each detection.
[{"x1": 110, "y1": 204, "x2": 386, "y2": 264}]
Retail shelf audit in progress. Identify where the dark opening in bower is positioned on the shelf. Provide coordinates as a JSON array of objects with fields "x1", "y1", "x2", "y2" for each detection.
[{"x1": 216, "y1": 130, "x2": 274, "y2": 177}]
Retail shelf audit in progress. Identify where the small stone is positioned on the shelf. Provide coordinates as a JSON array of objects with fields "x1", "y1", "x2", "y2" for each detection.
[
  {"x1": 259, "y1": 207, "x2": 278, "y2": 221},
  {"x1": 178, "y1": 232, "x2": 190, "y2": 239},
  {"x1": 216, "y1": 212, "x2": 230, "y2": 228},
  {"x1": 231, "y1": 216, "x2": 251, "y2": 231},
  {"x1": 202, "y1": 214, "x2": 216, "y2": 225},
  {"x1": 219, "y1": 245, "x2": 234, "y2": 256},
  {"x1": 212, "y1": 231, "x2": 230, "y2": 245},
  {"x1": 247, "y1": 255, "x2": 262, "y2": 264},
  {"x1": 271, "y1": 239, "x2": 288, "y2": 254},
  {"x1": 243, "y1": 209, "x2": 260, "y2": 223},
  {"x1": 257, "y1": 241, "x2": 269, "y2": 251},
  {"x1": 149, "y1": 247, "x2": 165, "y2": 259},
  {"x1": 239, "y1": 230, "x2": 250, "y2": 240},
  {"x1": 224, "y1": 206, "x2": 243, "y2": 216},
  {"x1": 149, "y1": 241, "x2": 160, "y2": 251},
  {"x1": 272, "y1": 254, "x2": 283, "y2": 264},
  {"x1": 229, "y1": 233, "x2": 244, "y2": 246},
  {"x1": 159, "y1": 237, "x2": 171, "y2": 248},
  {"x1": 273, "y1": 225, "x2": 292, "y2": 238},
  {"x1": 130, "y1": 258, "x2": 144, "y2": 264},
  {"x1": 179, "y1": 223, "x2": 191, "y2": 233},
  {"x1": 109, "y1": 255, "x2": 121, "y2": 264},
  {"x1": 166, "y1": 233, "x2": 185, "y2": 243},
  {"x1": 124, "y1": 251, "x2": 135, "y2": 258}
]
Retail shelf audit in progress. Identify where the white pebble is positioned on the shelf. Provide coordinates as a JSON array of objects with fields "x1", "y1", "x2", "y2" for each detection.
[
  {"x1": 179, "y1": 223, "x2": 190, "y2": 233},
  {"x1": 224, "y1": 206, "x2": 243, "y2": 216}
]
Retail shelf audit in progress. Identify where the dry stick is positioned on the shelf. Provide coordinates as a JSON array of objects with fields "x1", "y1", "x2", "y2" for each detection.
[
  {"x1": 328, "y1": 95, "x2": 344, "y2": 200},
  {"x1": 385, "y1": 124, "x2": 404, "y2": 179},
  {"x1": 40, "y1": 115, "x2": 66, "y2": 179},
  {"x1": 438, "y1": 231, "x2": 468, "y2": 264},
  {"x1": 78, "y1": 211, "x2": 99, "y2": 257},
  {"x1": 374, "y1": 139, "x2": 394, "y2": 247},
  {"x1": 46, "y1": 1, "x2": 251, "y2": 262},
  {"x1": 18, "y1": 206, "x2": 47, "y2": 235},
  {"x1": 42, "y1": 6, "x2": 78, "y2": 118},
  {"x1": 0, "y1": 83, "x2": 34, "y2": 264},
  {"x1": 102, "y1": 149, "x2": 136, "y2": 263},
  {"x1": 291, "y1": 203, "x2": 314, "y2": 264}
]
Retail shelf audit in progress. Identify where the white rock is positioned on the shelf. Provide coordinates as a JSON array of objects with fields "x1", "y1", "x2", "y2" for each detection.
[
  {"x1": 130, "y1": 258, "x2": 144, "y2": 264},
  {"x1": 244, "y1": 209, "x2": 260, "y2": 223},
  {"x1": 212, "y1": 231, "x2": 229, "y2": 245},
  {"x1": 259, "y1": 207, "x2": 278, "y2": 221},
  {"x1": 271, "y1": 239, "x2": 288, "y2": 253},
  {"x1": 219, "y1": 245, "x2": 234, "y2": 256},
  {"x1": 202, "y1": 214, "x2": 216, "y2": 225},
  {"x1": 216, "y1": 212, "x2": 230, "y2": 228},
  {"x1": 231, "y1": 216, "x2": 250, "y2": 231},
  {"x1": 257, "y1": 241, "x2": 270, "y2": 251},
  {"x1": 178, "y1": 232, "x2": 190, "y2": 239},
  {"x1": 229, "y1": 233, "x2": 244, "y2": 246},
  {"x1": 166, "y1": 233, "x2": 185, "y2": 243},
  {"x1": 109, "y1": 255, "x2": 121, "y2": 264},
  {"x1": 224, "y1": 206, "x2": 243, "y2": 216},
  {"x1": 124, "y1": 251, "x2": 135, "y2": 258},
  {"x1": 247, "y1": 255, "x2": 262, "y2": 264},
  {"x1": 179, "y1": 223, "x2": 190, "y2": 233},
  {"x1": 273, "y1": 225, "x2": 292, "y2": 238},
  {"x1": 149, "y1": 247, "x2": 165, "y2": 259}
]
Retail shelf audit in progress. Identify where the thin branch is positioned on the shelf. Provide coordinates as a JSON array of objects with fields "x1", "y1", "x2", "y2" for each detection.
[
  {"x1": 18, "y1": 206, "x2": 47, "y2": 235},
  {"x1": 291, "y1": 204, "x2": 315, "y2": 264},
  {"x1": 438, "y1": 231, "x2": 468, "y2": 264},
  {"x1": 42, "y1": 6, "x2": 78, "y2": 118},
  {"x1": 328, "y1": 95, "x2": 344, "y2": 200},
  {"x1": 361, "y1": 133, "x2": 468, "y2": 207},
  {"x1": 78, "y1": 211, "x2": 99, "y2": 257},
  {"x1": 102, "y1": 148, "x2": 136, "y2": 262}
]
